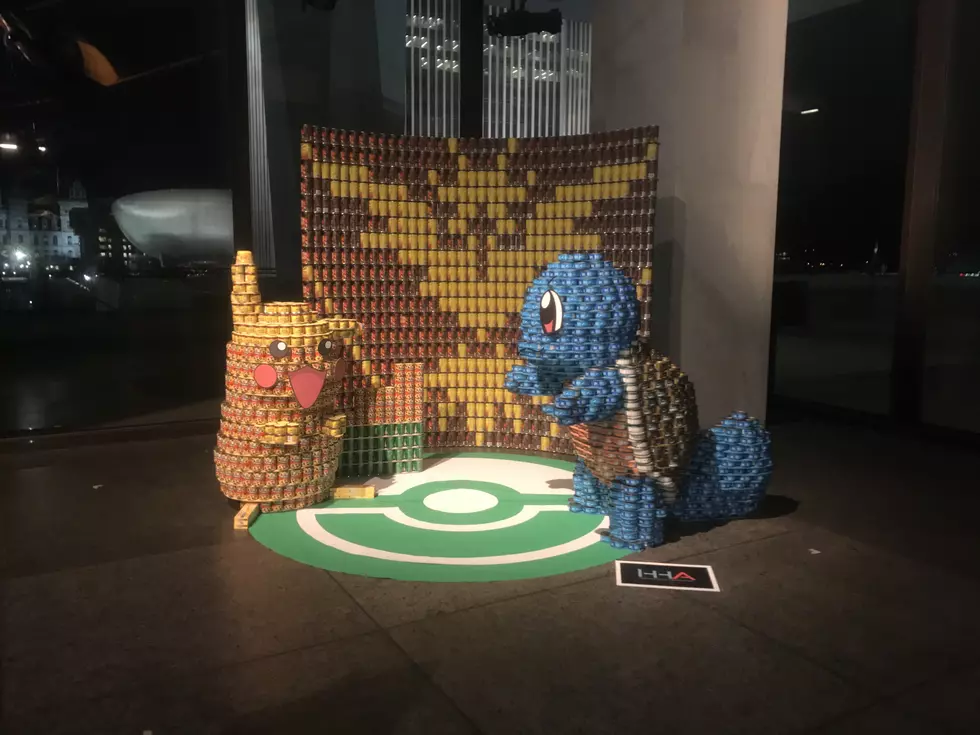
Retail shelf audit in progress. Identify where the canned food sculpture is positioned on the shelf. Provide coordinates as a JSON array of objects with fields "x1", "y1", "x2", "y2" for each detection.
[
  {"x1": 215, "y1": 250, "x2": 359, "y2": 512},
  {"x1": 675, "y1": 411, "x2": 772, "y2": 522},
  {"x1": 506, "y1": 253, "x2": 772, "y2": 550},
  {"x1": 300, "y1": 126, "x2": 659, "y2": 459},
  {"x1": 339, "y1": 362, "x2": 425, "y2": 477}
]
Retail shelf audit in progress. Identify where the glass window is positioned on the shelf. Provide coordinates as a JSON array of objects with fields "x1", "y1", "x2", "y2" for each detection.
[
  {"x1": 0, "y1": 0, "x2": 230, "y2": 435},
  {"x1": 773, "y1": 0, "x2": 917, "y2": 414},
  {"x1": 922, "y1": 0, "x2": 980, "y2": 431}
]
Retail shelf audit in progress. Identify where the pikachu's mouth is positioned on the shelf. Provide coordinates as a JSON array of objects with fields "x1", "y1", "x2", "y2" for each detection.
[{"x1": 289, "y1": 366, "x2": 326, "y2": 409}]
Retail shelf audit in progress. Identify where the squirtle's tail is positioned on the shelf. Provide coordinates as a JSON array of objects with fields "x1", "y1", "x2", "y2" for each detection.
[{"x1": 673, "y1": 411, "x2": 772, "y2": 522}]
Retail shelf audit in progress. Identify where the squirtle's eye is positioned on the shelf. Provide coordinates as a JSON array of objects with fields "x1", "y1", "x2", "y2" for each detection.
[
  {"x1": 317, "y1": 338, "x2": 338, "y2": 358},
  {"x1": 539, "y1": 289, "x2": 564, "y2": 335},
  {"x1": 269, "y1": 340, "x2": 291, "y2": 358}
]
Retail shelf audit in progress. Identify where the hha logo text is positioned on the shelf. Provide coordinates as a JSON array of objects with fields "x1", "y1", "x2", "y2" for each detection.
[{"x1": 636, "y1": 568, "x2": 696, "y2": 582}]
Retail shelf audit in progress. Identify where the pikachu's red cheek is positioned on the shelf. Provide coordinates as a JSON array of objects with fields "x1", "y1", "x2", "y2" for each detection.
[{"x1": 253, "y1": 364, "x2": 278, "y2": 388}]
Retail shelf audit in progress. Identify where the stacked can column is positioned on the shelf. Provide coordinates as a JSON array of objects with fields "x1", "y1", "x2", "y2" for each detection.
[{"x1": 339, "y1": 363, "x2": 425, "y2": 477}]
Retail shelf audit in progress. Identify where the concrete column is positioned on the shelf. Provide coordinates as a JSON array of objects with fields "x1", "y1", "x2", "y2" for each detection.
[{"x1": 592, "y1": 0, "x2": 788, "y2": 425}]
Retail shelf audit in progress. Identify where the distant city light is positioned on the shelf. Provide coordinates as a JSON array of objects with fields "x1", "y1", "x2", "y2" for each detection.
[
  {"x1": 13, "y1": 249, "x2": 26, "y2": 261},
  {"x1": 0, "y1": 142, "x2": 18, "y2": 150},
  {"x1": 801, "y1": 108, "x2": 819, "y2": 115},
  {"x1": 38, "y1": 146, "x2": 47, "y2": 153},
  {"x1": 83, "y1": 274, "x2": 92, "y2": 282}
]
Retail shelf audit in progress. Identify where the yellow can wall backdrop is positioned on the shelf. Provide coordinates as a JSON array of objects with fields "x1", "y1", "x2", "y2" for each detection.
[{"x1": 299, "y1": 127, "x2": 658, "y2": 469}]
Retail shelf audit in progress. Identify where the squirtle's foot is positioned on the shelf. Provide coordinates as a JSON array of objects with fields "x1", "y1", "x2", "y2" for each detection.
[{"x1": 603, "y1": 532, "x2": 666, "y2": 551}]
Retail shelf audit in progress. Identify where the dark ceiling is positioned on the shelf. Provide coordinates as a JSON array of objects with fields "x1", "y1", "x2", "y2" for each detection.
[{"x1": 0, "y1": 0, "x2": 226, "y2": 197}]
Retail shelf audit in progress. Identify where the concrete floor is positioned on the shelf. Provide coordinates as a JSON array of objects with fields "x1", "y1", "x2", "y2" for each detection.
[{"x1": 2, "y1": 420, "x2": 980, "y2": 734}]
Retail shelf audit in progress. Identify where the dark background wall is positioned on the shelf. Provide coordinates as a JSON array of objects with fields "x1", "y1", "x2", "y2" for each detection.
[
  {"x1": 259, "y1": 0, "x2": 403, "y2": 298},
  {"x1": 937, "y1": 0, "x2": 980, "y2": 271}
]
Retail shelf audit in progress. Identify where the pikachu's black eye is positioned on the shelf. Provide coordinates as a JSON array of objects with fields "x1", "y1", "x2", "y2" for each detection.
[
  {"x1": 269, "y1": 340, "x2": 291, "y2": 358},
  {"x1": 318, "y1": 338, "x2": 342, "y2": 359}
]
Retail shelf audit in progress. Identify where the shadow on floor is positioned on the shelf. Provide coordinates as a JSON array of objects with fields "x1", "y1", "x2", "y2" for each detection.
[
  {"x1": 546, "y1": 478, "x2": 574, "y2": 491},
  {"x1": 665, "y1": 495, "x2": 800, "y2": 543}
]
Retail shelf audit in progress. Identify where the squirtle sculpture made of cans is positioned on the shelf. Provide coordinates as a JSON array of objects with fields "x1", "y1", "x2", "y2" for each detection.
[{"x1": 505, "y1": 253, "x2": 773, "y2": 550}]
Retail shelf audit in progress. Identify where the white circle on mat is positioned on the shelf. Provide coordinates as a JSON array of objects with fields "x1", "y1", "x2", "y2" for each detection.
[{"x1": 423, "y1": 488, "x2": 500, "y2": 514}]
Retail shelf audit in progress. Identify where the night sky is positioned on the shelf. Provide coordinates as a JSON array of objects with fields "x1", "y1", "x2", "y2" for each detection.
[{"x1": 777, "y1": 0, "x2": 918, "y2": 271}]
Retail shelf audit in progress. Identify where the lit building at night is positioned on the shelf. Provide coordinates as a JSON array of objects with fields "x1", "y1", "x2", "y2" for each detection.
[
  {"x1": 0, "y1": 180, "x2": 87, "y2": 267},
  {"x1": 404, "y1": 1, "x2": 592, "y2": 137}
]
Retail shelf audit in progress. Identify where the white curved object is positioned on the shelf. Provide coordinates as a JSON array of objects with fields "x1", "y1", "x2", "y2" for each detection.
[
  {"x1": 111, "y1": 189, "x2": 233, "y2": 261},
  {"x1": 296, "y1": 511, "x2": 607, "y2": 565},
  {"x1": 302, "y1": 505, "x2": 568, "y2": 533}
]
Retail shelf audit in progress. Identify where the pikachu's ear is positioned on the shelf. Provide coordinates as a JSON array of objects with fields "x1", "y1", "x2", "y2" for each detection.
[{"x1": 231, "y1": 250, "x2": 262, "y2": 326}]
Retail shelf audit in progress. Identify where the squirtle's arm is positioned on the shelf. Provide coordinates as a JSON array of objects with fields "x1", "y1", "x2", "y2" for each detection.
[{"x1": 541, "y1": 367, "x2": 625, "y2": 425}]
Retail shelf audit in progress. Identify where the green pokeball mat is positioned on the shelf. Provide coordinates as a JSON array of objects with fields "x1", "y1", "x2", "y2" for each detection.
[{"x1": 249, "y1": 452, "x2": 629, "y2": 583}]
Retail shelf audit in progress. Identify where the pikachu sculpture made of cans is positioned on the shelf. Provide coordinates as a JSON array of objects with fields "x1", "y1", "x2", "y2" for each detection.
[{"x1": 215, "y1": 250, "x2": 360, "y2": 512}]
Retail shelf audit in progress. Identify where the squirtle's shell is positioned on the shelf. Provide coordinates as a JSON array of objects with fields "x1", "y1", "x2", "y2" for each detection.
[
  {"x1": 568, "y1": 348, "x2": 699, "y2": 489},
  {"x1": 620, "y1": 348, "x2": 700, "y2": 492}
]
